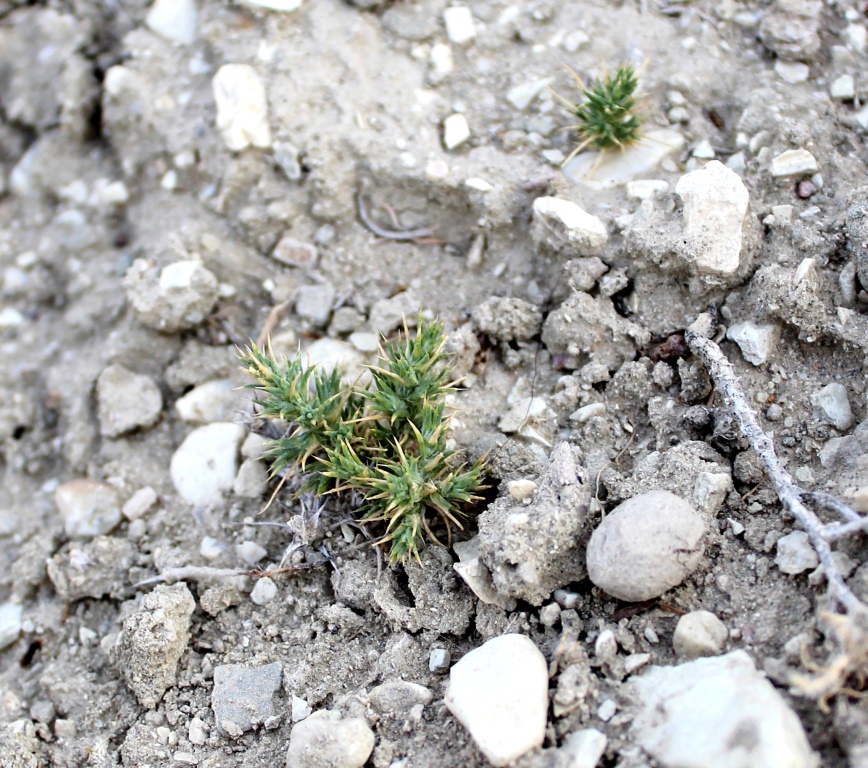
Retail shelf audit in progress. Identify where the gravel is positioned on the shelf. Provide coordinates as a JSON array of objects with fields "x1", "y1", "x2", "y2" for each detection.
[{"x1": 54, "y1": 479, "x2": 122, "y2": 539}]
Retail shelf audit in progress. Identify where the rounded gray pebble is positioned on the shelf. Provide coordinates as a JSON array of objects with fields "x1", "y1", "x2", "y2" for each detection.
[{"x1": 586, "y1": 490, "x2": 707, "y2": 602}]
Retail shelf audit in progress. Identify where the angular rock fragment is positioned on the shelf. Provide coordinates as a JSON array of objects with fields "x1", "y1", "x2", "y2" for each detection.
[
  {"x1": 115, "y1": 584, "x2": 195, "y2": 708},
  {"x1": 286, "y1": 711, "x2": 375, "y2": 768},
  {"x1": 96, "y1": 364, "x2": 163, "y2": 437},
  {"x1": 212, "y1": 662, "x2": 283, "y2": 736},
  {"x1": 445, "y1": 634, "x2": 548, "y2": 766},
  {"x1": 478, "y1": 443, "x2": 592, "y2": 605},
  {"x1": 532, "y1": 196, "x2": 608, "y2": 256},
  {"x1": 631, "y1": 651, "x2": 818, "y2": 767}
]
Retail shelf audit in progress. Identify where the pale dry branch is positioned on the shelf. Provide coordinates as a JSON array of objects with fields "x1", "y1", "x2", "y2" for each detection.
[{"x1": 686, "y1": 313, "x2": 868, "y2": 703}]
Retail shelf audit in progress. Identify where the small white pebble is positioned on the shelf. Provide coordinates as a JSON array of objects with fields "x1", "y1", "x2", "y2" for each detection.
[
  {"x1": 508, "y1": 479, "x2": 537, "y2": 502},
  {"x1": 443, "y1": 113, "x2": 471, "y2": 150},
  {"x1": 250, "y1": 577, "x2": 277, "y2": 605},
  {"x1": 236, "y1": 540, "x2": 268, "y2": 565},
  {"x1": 443, "y1": 6, "x2": 476, "y2": 45},
  {"x1": 597, "y1": 699, "x2": 617, "y2": 722},
  {"x1": 122, "y1": 487, "x2": 158, "y2": 521}
]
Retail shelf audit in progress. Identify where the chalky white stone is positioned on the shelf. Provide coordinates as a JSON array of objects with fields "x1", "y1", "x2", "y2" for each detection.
[
  {"x1": 675, "y1": 160, "x2": 749, "y2": 276},
  {"x1": 445, "y1": 634, "x2": 548, "y2": 766},
  {"x1": 212, "y1": 64, "x2": 272, "y2": 151},
  {"x1": 286, "y1": 711, "x2": 375, "y2": 768},
  {"x1": 770, "y1": 149, "x2": 818, "y2": 178},
  {"x1": 672, "y1": 610, "x2": 728, "y2": 658},
  {"x1": 726, "y1": 321, "x2": 780, "y2": 366},
  {"x1": 55, "y1": 479, "x2": 122, "y2": 539},
  {"x1": 775, "y1": 531, "x2": 819, "y2": 575},
  {"x1": 146, "y1": 0, "x2": 197, "y2": 44},
  {"x1": 443, "y1": 6, "x2": 476, "y2": 44},
  {"x1": 631, "y1": 651, "x2": 818, "y2": 768},
  {"x1": 170, "y1": 423, "x2": 246, "y2": 506},
  {"x1": 443, "y1": 113, "x2": 471, "y2": 149},
  {"x1": 175, "y1": 379, "x2": 236, "y2": 423},
  {"x1": 586, "y1": 490, "x2": 707, "y2": 601},
  {"x1": 532, "y1": 196, "x2": 608, "y2": 255},
  {"x1": 0, "y1": 602, "x2": 23, "y2": 650},
  {"x1": 811, "y1": 383, "x2": 855, "y2": 431}
]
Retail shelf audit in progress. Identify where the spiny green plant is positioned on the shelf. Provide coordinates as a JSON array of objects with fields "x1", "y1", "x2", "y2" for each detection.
[
  {"x1": 553, "y1": 63, "x2": 643, "y2": 165},
  {"x1": 239, "y1": 317, "x2": 486, "y2": 564}
]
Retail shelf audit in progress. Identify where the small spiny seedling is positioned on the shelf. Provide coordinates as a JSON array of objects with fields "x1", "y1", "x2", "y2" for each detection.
[
  {"x1": 553, "y1": 62, "x2": 643, "y2": 165},
  {"x1": 239, "y1": 317, "x2": 486, "y2": 564}
]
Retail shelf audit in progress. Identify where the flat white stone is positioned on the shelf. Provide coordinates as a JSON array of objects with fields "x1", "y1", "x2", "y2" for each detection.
[
  {"x1": 676, "y1": 160, "x2": 749, "y2": 276},
  {"x1": 507, "y1": 78, "x2": 555, "y2": 111},
  {"x1": 631, "y1": 651, "x2": 818, "y2": 768},
  {"x1": 170, "y1": 423, "x2": 246, "y2": 506},
  {"x1": 726, "y1": 321, "x2": 780, "y2": 365},
  {"x1": 212, "y1": 64, "x2": 272, "y2": 151},
  {"x1": 775, "y1": 61, "x2": 809, "y2": 84},
  {"x1": 443, "y1": 113, "x2": 471, "y2": 149},
  {"x1": 430, "y1": 44, "x2": 453, "y2": 77},
  {"x1": 626, "y1": 179, "x2": 669, "y2": 200},
  {"x1": 831, "y1": 74, "x2": 855, "y2": 99},
  {"x1": 692, "y1": 139, "x2": 715, "y2": 159},
  {"x1": 250, "y1": 577, "x2": 277, "y2": 605},
  {"x1": 559, "y1": 729, "x2": 607, "y2": 768},
  {"x1": 239, "y1": 0, "x2": 302, "y2": 10},
  {"x1": 0, "y1": 602, "x2": 23, "y2": 650},
  {"x1": 175, "y1": 379, "x2": 236, "y2": 423},
  {"x1": 563, "y1": 129, "x2": 685, "y2": 189},
  {"x1": 770, "y1": 149, "x2": 818, "y2": 178},
  {"x1": 673, "y1": 610, "x2": 728, "y2": 658},
  {"x1": 236, "y1": 540, "x2": 268, "y2": 565},
  {"x1": 146, "y1": 0, "x2": 198, "y2": 44},
  {"x1": 444, "y1": 6, "x2": 476, "y2": 44},
  {"x1": 55, "y1": 479, "x2": 122, "y2": 539},
  {"x1": 531, "y1": 196, "x2": 608, "y2": 255},
  {"x1": 445, "y1": 634, "x2": 548, "y2": 766},
  {"x1": 123, "y1": 487, "x2": 158, "y2": 521},
  {"x1": 775, "y1": 531, "x2": 819, "y2": 575},
  {"x1": 811, "y1": 383, "x2": 854, "y2": 431}
]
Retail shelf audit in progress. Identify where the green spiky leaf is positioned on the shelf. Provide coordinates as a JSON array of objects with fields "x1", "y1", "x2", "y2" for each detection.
[
  {"x1": 239, "y1": 316, "x2": 487, "y2": 563},
  {"x1": 570, "y1": 63, "x2": 642, "y2": 151}
]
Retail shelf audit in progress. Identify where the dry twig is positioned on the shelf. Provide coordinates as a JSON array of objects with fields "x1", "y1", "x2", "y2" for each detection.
[{"x1": 686, "y1": 313, "x2": 868, "y2": 705}]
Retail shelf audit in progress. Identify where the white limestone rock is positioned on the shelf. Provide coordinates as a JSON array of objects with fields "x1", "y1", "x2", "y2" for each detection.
[
  {"x1": 586, "y1": 490, "x2": 707, "y2": 601},
  {"x1": 672, "y1": 610, "x2": 728, "y2": 658},
  {"x1": 170, "y1": 423, "x2": 246, "y2": 506},
  {"x1": 146, "y1": 0, "x2": 197, "y2": 44},
  {"x1": 286, "y1": 711, "x2": 375, "y2": 768},
  {"x1": 175, "y1": 379, "x2": 237, "y2": 423},
  {"x1": 96, "y1": 364, "x2": 163, "y2": 437},
  {"x1": 675, "y1": 160, "x2": 750, "y2": 276},
  {"x1": 726, "y1": 321, "x2": 780, "y2": 366},
  {"x1": 811, "y1": 383, "x2": 855, "y2": 431},
  {"x1": 212, "y1": 64, "x2": 272, "y2": 151},
  {"x1": 770, "y1": 149, "x2": 818, "y2": 178},
  {"x1": 443, "y1": 6, "x2": 476, "y2": 44},
  {"x1": 0, "y1": 602, "x2": 23, "y2": 650},
  {"x1": 443, "y1": 113, "x2": 471, "y2": 149},
  {"x1": 532, "y1": 196, "x2": 608, "y2": 256},
  {"x1": 55, "y1": 479, "x2": 122, "y2": 539},
  {"x1": 631, "y1": 651, "x2": 819, "y2": 768},
  {"x1": 775, "y1": 531, "x2": 819, "y2": 575},
  {"x1": 445, "y1": 634, "x2": 548, "y2": 766}
]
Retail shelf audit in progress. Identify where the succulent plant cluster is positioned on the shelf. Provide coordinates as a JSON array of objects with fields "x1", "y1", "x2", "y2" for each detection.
[
  {"x1": 556, "y1": 62, "x2": 643, "y2": 163},
  {"x1": 239, "y1": 318, "x2": 486, "y2": 563}
]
